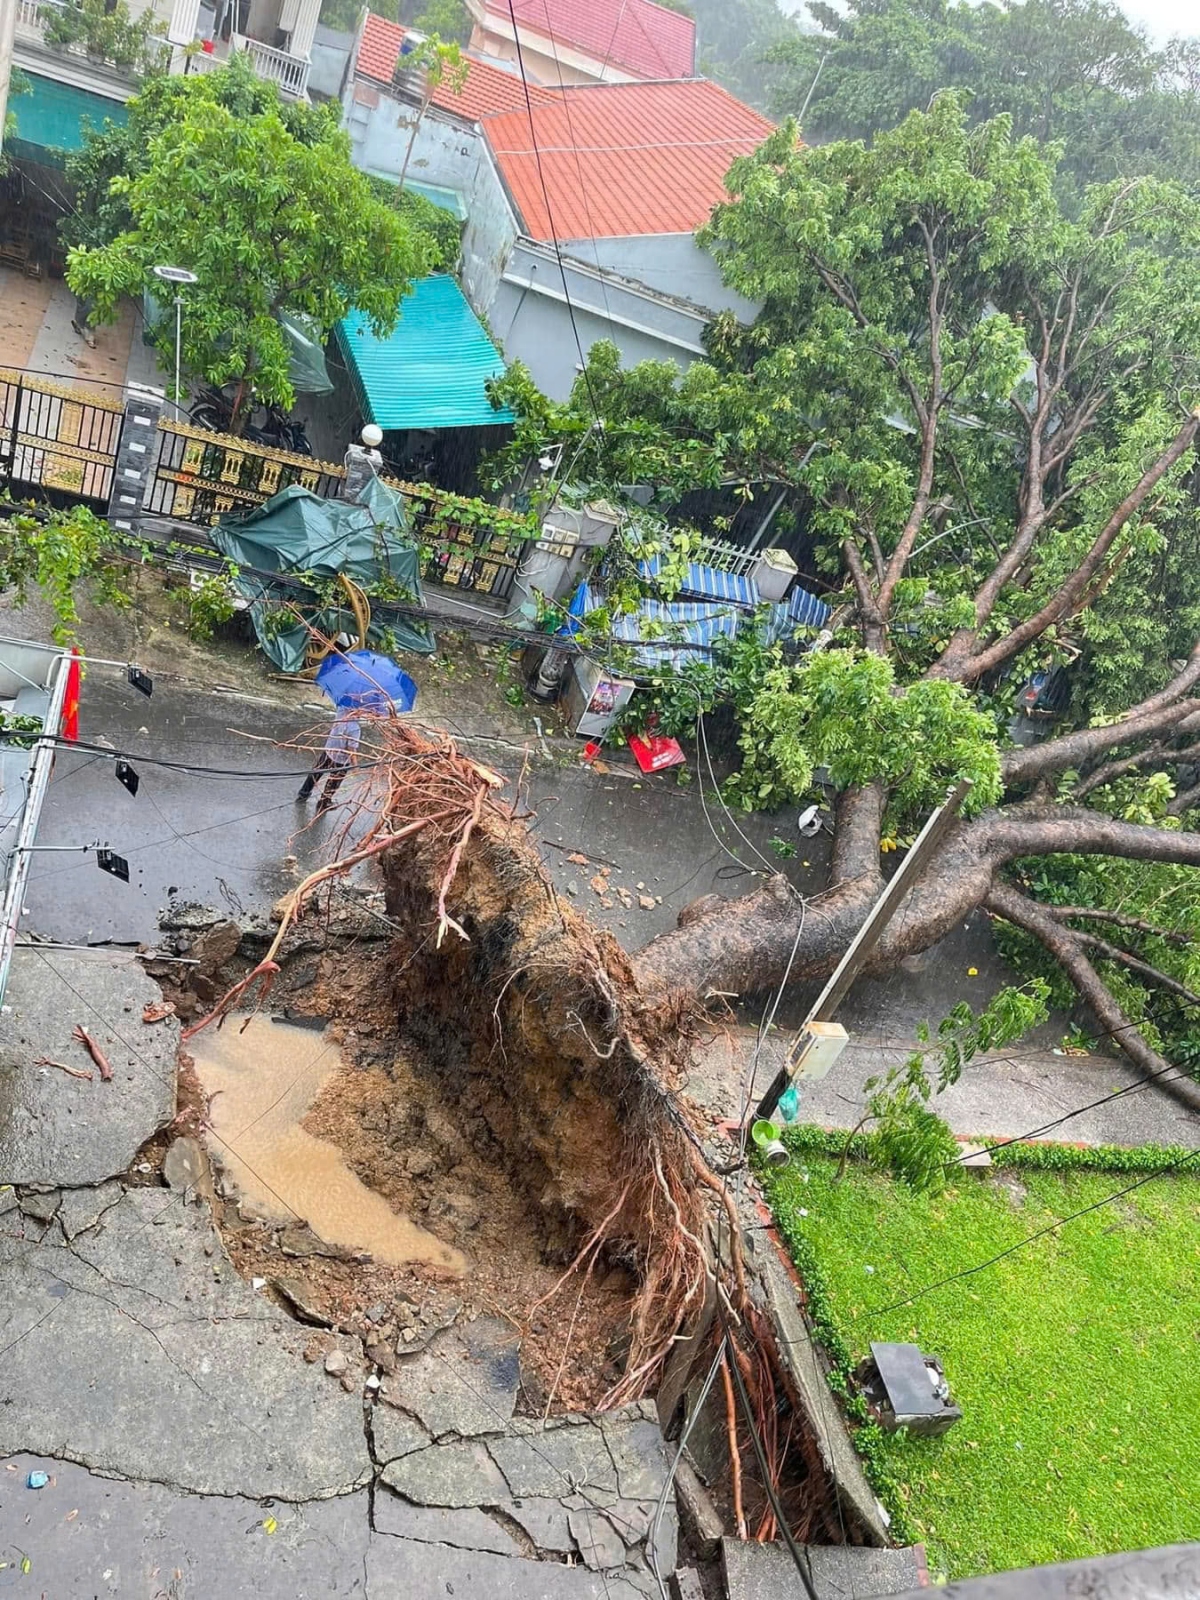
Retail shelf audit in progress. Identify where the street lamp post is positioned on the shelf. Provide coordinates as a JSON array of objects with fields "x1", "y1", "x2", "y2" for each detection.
[{"x1": 152, "y1": 265, "x2": 199, "y2": 414}]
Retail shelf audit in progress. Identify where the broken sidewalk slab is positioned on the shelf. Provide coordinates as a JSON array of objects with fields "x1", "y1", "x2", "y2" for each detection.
[
  {"x1": 0, "y1": 1454, "x2": 372, "y2": 1598},
  {"x1": 568, "y1": 1505, "x2": 628, "y2": 1571},
  {"x1": 489, "y1": 1424, "x2": 621, "y2": 1500},
  {"x1": 0, "y1": 949, "x2": 177, "y2": 1187},
  {"x1": 380, "y1": 1440, "x2": 512, "y2": 1508},
  {"x1": 381, "y1": 1315, "x2": 521, "y2": 1439},
  {"x1": 366, "y1": 1535, "x2": 650, "y2": 1600},
  {"x1": 373, "y1": 1488, "x2": 524, "y2": 1555},
  {"x1": 0, "y1": 1188, "x2": 371, "y2": 1499},
  {"x1": 722, "y1": 1537, "x2": 929, "y2": 1599},
  {"x1": 56, "y1": 1180, "x2": 124, "y2": 1240},
  {"x1": 500, "y1": 1496, "x2": 576, "y2": 1554},
  {"x1": 372, "y1": 1405, "x2": 432, "y2": 1466}
]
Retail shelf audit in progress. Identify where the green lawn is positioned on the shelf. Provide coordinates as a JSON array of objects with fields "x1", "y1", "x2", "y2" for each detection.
[{"x1": 762, "y1": 1141, "x2": 1200, "y2": 1578}]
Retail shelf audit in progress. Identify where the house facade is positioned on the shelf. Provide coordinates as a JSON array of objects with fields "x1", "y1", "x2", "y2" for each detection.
[
  {"x1": 343, "y1": 19, "x2": 772, "y2": 400},
  {"x1": 463, "y1": 0, "x2": 695, "y2": 86}
]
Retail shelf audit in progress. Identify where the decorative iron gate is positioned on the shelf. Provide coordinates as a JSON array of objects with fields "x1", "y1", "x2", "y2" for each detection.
[
  {"x1": 0, "y1": 368, "x2": 123, "y2": 511},
  {"x1": 400, "y1": 482, "x2": 528, "y2": 602},
  {"x1": 0, "y1": 365, "x2": 531, "y2": 605},
  {"x1": 146, "y1": 420, "x2": 344, "y2": 524}
]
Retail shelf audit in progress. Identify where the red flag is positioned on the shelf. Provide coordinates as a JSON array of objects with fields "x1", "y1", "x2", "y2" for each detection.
[{"x1": 61, "y1": 647, "x2": 81, "y2": 742}]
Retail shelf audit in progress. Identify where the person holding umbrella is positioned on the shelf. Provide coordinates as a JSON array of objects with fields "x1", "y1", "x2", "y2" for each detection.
[{"x1": 297, "y1": 649, "x2": 418, "y2": 815}]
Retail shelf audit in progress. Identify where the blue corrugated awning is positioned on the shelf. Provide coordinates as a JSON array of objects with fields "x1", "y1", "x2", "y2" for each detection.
[
  {"x1": 336, "y1": 276, "x2": 513, "y2": 431},
  {"x1": 639, "y1": 554, "x2": 760, "y2": 608}
]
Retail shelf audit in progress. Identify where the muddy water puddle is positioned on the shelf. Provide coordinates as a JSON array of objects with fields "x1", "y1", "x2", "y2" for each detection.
[{"x1": 190, "y1": 1014, "x2": 465, "y2": 1273}]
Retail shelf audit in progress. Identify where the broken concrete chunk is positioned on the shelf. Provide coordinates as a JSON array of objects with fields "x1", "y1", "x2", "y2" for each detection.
[
  {"x1": 600, "y1": 1414, "x2": 669, "y2": 1501},
  {"x1": 271, "y1": 1277, "x2": 332, "y2": 1327},
  {"x1": 279, "y1": 1222, "x2": 348, "y2": 1259},
  {"x1": 18, "y1": 1189, "x2": 61, "y2": 1222},
  {"x1": 57, "y1": 1181, "x2": 123, "y2": 1241},
  {"x1": 489, "y1": 1422, "x2": 619, "y2": 1500},
  {"x1": 384, "y1": 1318, "x2": 519, "y2": 1440},
  {"x1": 162, "y1": 1135, "x2": 214, "y2": 1199},
  {"x1": 497, "y1": 1496, "x2": 575, "y2": 1554},
  {"x1": 569, "y1": 1507, "x2": 627, "y2": 1572},
  {"x1": 374, "y1": 1490, "x2": 523, "y2": 1555},
  {"x1": 381, "y1": 1440, "x2": 511, "y2": 1508},
  {"x1": 372, "y1": 1405, "x2": 431, "y2": 1466},
  {"x1": 190, "y1": 920, "x2": 242, "y2": 977}
]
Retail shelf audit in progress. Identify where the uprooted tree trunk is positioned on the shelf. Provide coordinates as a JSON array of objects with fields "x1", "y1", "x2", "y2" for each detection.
[{"x1": 633, "y1": 660, "x2": 1200, "y2": 1111}]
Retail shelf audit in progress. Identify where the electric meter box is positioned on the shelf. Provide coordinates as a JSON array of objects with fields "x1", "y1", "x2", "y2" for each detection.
[{"x1": 791, "y1": 1020, "x2": 849, "y2": 1081}]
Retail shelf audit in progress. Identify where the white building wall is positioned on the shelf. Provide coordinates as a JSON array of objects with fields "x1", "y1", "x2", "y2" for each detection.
[{"x1": 342, "y1": 82, "x2": 518, "y2": 312}]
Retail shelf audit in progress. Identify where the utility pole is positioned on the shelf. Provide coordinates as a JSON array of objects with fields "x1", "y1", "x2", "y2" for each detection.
[
  {"x1": 755, "y1": 779, "x2": 974, "y2": 1121},
  {"x1": 0, "y1": 0, "x2": 18, "y2": 161}
]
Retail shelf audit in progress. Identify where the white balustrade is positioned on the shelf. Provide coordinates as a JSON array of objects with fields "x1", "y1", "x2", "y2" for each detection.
[{"x1": 231, "y1": 33, "x2": 309, "y2": 97}]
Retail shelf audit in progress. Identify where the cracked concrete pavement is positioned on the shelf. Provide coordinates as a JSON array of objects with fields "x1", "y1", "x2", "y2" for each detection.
[
  {"x1": 2, "y1": 628, "x2": 1152, "y2": 1595},
  {"x1": 0, "y1": 944, "x2": 680, "y2": 1593}
]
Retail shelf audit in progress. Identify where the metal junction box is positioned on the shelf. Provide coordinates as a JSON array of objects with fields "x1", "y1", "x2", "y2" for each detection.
[{"x1": 857, "y1": 1342, "x2": 962, "y2": 1438}]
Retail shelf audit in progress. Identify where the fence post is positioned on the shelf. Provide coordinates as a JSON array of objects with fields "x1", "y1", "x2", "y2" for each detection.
[{"x1": 107, "y1": 391, "x2": 163, "y2": 532}]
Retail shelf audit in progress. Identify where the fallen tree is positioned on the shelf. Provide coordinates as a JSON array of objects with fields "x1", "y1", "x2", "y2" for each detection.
[{"x1": 503, "y1": 100, "x2": 1200, "y2": 1081}]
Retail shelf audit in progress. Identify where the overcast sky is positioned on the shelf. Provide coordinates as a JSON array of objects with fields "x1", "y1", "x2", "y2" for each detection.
[{"x1": 777, "y1": 0, "x2": 1194, "y2": 44}]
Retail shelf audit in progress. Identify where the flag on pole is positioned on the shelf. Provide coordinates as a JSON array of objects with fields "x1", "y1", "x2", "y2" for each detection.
[{"x1": 62, "y1": 647, "x2": 81, "y2": 742}]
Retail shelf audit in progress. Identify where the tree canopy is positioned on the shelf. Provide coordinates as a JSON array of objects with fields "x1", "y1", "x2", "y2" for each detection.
[
  {"x1": 65, "y1": 55, "x2": 433, "y2": 421},
  {"x1": 512, "y1": 101, "x2": 1200, "y2": 1087},
  {"x1": 767, "y1": 0, "x2": 1200, "y2": 195}
]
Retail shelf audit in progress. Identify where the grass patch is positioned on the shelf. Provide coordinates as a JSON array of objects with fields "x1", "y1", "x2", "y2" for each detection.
[{"x1": 762, "y1": 1143, "x2": 1200, "y2": 1578}]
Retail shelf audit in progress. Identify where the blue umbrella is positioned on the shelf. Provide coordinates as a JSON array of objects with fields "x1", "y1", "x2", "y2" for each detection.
[{"x1": 316, "y1": 649, "x2": 418, "y2": 714}]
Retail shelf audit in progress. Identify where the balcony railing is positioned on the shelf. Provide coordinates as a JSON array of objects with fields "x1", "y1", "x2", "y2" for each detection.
[
  {"x1": 15, "y1": 0, "x2": 61, "y2": 42},
  {"x1": 188, "y1": 33, "x2": 308, "y2": 96},
  {"x1": 15, "y1": 0, "x2": 171, "y2": 70},
  {"x1": 231, "y1": 34, "x2": 309, "y2": 96}
]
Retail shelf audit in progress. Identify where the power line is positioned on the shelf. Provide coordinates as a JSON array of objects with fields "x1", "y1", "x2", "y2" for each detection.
[
  {"x1": 871, "y1": 1143, "x2": 1200, "y2": 1319},
  {"x1": 504, "y1": 0, "x2": 602, "y2": 425}
]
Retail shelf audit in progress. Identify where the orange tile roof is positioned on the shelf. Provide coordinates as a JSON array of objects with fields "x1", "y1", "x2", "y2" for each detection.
[
  {"x1": 356, "y1": 14, "x2": 554, "y2": 118},
  {"x1": 484, "y1": 0, "x2": 695, "y2": 82},
  {"x1": 483, "y1": 79, "x2": 774, "y2": 241},
  {"x1": 357, "y1": 13, "x2": 406, "y2": 84}
]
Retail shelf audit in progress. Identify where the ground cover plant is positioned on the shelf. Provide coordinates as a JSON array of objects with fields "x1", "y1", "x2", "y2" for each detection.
[{"x1": 762, "y1": 1132, "x2": 1200, "y2": 1576}]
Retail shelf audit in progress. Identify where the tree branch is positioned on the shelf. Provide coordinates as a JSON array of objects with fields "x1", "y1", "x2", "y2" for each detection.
[
  {"x1": 942, "y1": 411, "x2": 1200, "y2": 684},
  {"x1": 1002, "y1": 696, "x2": 1200, "y2": 791},
  {"x1": 1047, "y1": 906, "x2": 1192, "y2": 947},
  {"x1": 829, "y1": 783, "x2": 885, "y2": 887},
  {"x1": 985, "y1": 881, "x2": 1171, "y2": 1077},
  {"x1": 1076, "y1": 931, "x2": 1200, "y2": 1007},
  {"x1": 988, "y1": 804, "x2": 1200, "y2": 870}
]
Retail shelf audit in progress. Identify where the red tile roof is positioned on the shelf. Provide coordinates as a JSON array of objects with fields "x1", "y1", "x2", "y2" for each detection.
[
  {"x1": 357, "y1": 13, "x2": 406, "y2": 85},
  {"x1": 356, "y1": 14, "x2": 554, "y2": 118},
  {"x1": 483, "y1": 79, "x2": 774, "y2": 241},
  {"x1": 485, "y1": 0, "x2": 695, "y2": 83}
]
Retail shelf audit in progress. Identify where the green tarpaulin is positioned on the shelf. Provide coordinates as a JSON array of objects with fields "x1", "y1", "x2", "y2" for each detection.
[
  {"x1": 8, "y1": 74, "x2": 127, "y2": 168},
  {"x1": 212, "y1": 477, "x2": 434, "y2": 672}
]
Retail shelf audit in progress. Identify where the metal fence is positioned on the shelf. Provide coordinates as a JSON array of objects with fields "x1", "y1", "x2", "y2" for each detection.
[
  {"x1": 0, "y1": 366, "x2": 532, "y2": 602},
  {"x1": 397, "y1": 482, "x2": 528, "y2": 602},
  {"x1": 0, "y1": 368, "x2": 124, "y2": 511},
  {"x1": 146, "y1": 420, "x2": 345, "y2": 524}
]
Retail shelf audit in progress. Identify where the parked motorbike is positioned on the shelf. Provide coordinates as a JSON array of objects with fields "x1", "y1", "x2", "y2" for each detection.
[{"x1": 188, "y1": 387, "x2": 313, "y2": 456}]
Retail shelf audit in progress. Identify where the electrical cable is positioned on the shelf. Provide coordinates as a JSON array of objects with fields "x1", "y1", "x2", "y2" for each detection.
[
  {"x1": 503, "y1": 0, "x2": 602, "y2": 426},
  {"x1": 871, "y1": 1143, "x2": 1200, "y2": 1318},
  {"x1": 646, "y1": 1338, "x2": 727, "y2": 1600}
]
